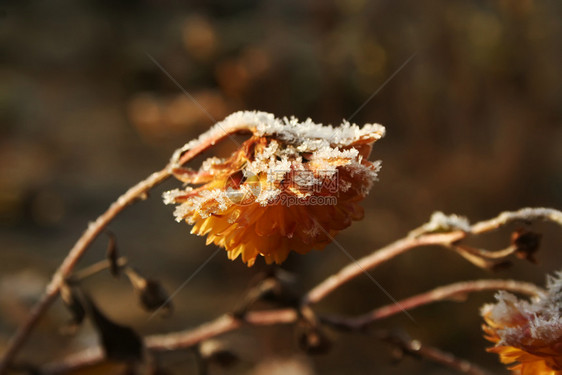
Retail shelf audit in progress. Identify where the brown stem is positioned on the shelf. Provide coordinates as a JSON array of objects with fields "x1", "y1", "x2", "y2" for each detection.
[
  {"x1": 174, "y1": 121, "x2": 254, "y2": 167},
  {"x1": 470, "y1": 207, "x2": 562, "y2": 234},
  {"x1": 454, "y1": 244, "x2": 517, "y2": 260},
  {"x1": 374, "y1": 330, "x2": 492, "y2": 375},
  {"x1": 412, "y1": 344, "x2": 490, "y2": 375},
  {"x1": 322, "y1": 279, "x2": 544, "y2": 330},
  {"x1": 69, "y1": 257, "x2": 128, "y2": 282},
  {"x1": 42, "y1": 309, "x2": 298, "y2": 374},
  {"x1": 414, "y1": 345, "x2": 490, "y2": 375},
  {"x1": 302, "y1": 231, "x2": 466, "y2": 305}
]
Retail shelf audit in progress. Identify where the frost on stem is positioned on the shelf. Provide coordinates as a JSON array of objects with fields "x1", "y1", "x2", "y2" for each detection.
[
  {"x1": 410, "y1": 211, "x2": 471, "y2": 237},
  {"x1": 482, "y1": 271, "x2": 562, "y2": 374},
  {"x1": 163, "y1": 111, "x2": 385, "y2": 266}
]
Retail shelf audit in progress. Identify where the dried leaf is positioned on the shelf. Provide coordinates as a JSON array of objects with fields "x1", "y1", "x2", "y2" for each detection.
[{"x1": 81, "y1": 294, "x2": 144, "y2": 362}]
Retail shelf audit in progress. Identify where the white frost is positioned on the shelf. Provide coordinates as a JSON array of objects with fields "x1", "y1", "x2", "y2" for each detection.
[
  {"x1": 170, "y1": 111, "x2": 385, "y2": 168},
  {"x1": 483, "y1": 271, "x2": 562, "y2": 346},
  {"x1": 165, "y1": 111, "x2": 385, "y2": 216}
]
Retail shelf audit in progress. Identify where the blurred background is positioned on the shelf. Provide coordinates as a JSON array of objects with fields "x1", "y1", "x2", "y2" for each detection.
[{"x1": 1, "y1": 0, "x2": 561, "y2": 374}]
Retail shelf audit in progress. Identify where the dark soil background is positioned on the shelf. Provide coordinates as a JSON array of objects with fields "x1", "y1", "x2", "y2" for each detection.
[{"x1": 1, "y1": 1, "x2": 561, "y2": 374}]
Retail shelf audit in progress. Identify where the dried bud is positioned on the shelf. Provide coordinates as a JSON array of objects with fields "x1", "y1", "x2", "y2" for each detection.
[
  {"x1": 125, "y1": 268, "x2": 172, "y2": 314},
  {"x1": 511, "y1": 228, "x2": 541, "y2": 263}
]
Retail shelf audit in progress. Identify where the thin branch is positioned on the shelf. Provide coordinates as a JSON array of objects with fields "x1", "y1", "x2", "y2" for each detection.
[
  {"x1": 412, "y1": 344, "x2": 489, "y2": 375},
  {"x1": 321, "y1": 279, "x2": 545, "y2": 331},
  {"x1": 69, "y1": 257, "x2": 128, "y2": 283},
  {"x1": 374, "y1": 330, "x2": 492, "y2": 375},
  {"x1": 42, "y1": 309, "x2": 298, "y2": 374},
  {"x1": 303, "y1": 207, "x2": 562, "y2": 306},
  {"x1": 413, "y1": 344, "x2": 490, "y2": 375},
  {"x1": 470, "y1": 207, "x2": 562, "y2": 234},
  {"x1": 302, "y1": 231, "x2": 466, "y2": 305},
  {"x1": 454, "y1": 244, "x2": 517, "y2": 260},
  {"x1": 148, "y1": 309, "x2": 298, "y2": 350}
]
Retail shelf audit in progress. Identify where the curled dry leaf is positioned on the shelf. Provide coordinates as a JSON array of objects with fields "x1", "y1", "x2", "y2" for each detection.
[{"x1": 81, "y1": 293, "x2": 144, "y2": 362}]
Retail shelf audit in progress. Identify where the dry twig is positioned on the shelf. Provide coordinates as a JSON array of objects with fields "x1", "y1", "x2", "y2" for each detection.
[{"x1": 41, "y1": 278, "x2": 541, "y2": 374}]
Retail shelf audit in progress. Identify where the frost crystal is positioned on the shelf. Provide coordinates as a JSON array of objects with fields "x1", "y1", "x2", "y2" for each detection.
[
  {"x1": 170, "y1": 111, "x2": 385, "y2": 169},
  {"x1": 482, "y1": 271, "x2": 562, "y2": 347},
  {"x1": 410, "y1": 212, "x2": 471, "y2": 237}
]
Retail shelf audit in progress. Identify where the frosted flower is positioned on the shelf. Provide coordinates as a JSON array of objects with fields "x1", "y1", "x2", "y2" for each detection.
[
  {"x1": 163, "y1": 111, "x2": 385, "y2": 266},
  {"x1": 481, "y1": 271, "x2": 562, "y2": 374}
]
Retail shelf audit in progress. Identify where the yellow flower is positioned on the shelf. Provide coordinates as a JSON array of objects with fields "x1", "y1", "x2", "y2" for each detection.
[
  {"x1": 164, "y1": 111, "x2": 385, "y2": 266},
  {"x1": 481, "y1": 273, "x2": 562, "y2": 374}
]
